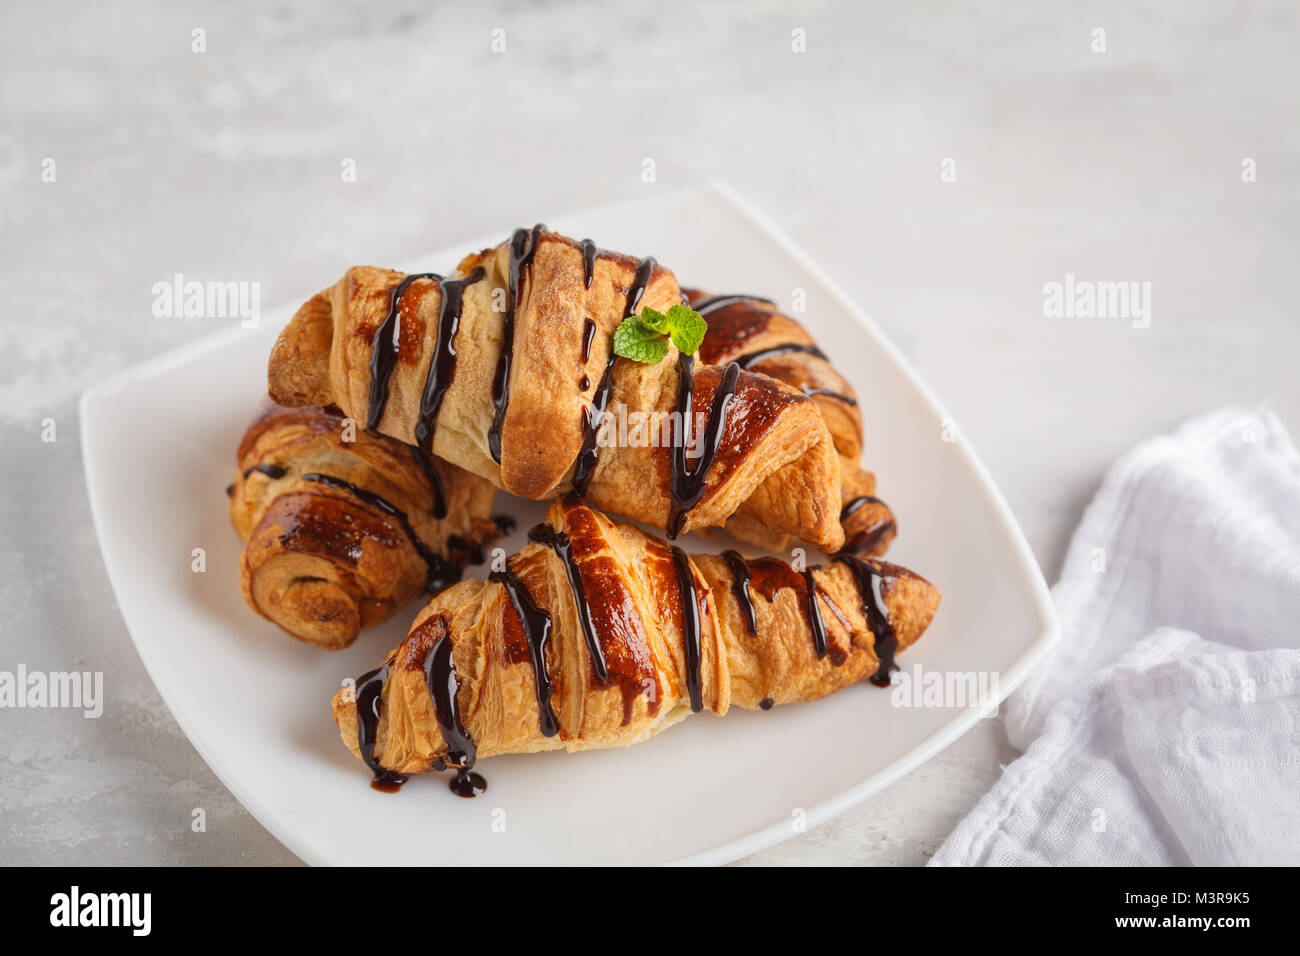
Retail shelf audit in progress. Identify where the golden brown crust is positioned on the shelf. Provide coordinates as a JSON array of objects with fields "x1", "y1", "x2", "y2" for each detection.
[
  {"x1": 477, "y1": 237, "x2": 682, "y2": 500},
  {"x1": 266, "y1": 293, "x2": 336, "y2": 407},
  {"x1": 330, "y1": 498, "x2": 939, "y2": 776},
  {"x1": 690, "y1": 289, "x2": 864, "y2": 460},
  {"x1": 837, "y1": 459, "x2": 898, "y2": 556},
  {"x1": 686, "y1": 290, "x2": 896, "y2": 556},
  {"x1": 268, "y1": 232, "x2": 845, "y2": 552},
  {"x1": 229, "y1": 402, "x2": 500, "y2": 649}
]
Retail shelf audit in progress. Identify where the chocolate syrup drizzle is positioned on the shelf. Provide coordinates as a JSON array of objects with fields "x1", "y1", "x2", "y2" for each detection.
[
  {"x1": 488, "y1": 223, "x2": 546, "y2": 464},
  {"x1": 300, "y1": 473, "x2": 462, "y2": 593},
  {"x1": 423, "y1": 627, "x2": 486, "y2": 797},
  {"x1": 625, "y1": 256, "x2": 658, "y2": 315},
  {"x1": 840, "y1": 495, "x2": 885, "y2": 520},
  {"x1": 571, "y1": 360, "x2": 615, "y2": 497},
  {"x1": 802, "y1": 569, "x2": 830, "y2": 659},
  {"x1": 411, "y1": 267, "x2": 486, "y2": 518},
  {"x1": 690, "y1": 293, "x2": 775, "y2": 315},
  {"x1": 579, "y1": 239, "x2": 598, "y2": 289},
  {"x1": 734, "y1": 342, "x2": 828, "y2": 369},
  {"x1": 833, "y1": 554, "x2": 899, "y2": 686},
  {"x1": 725, "y1": 550, "x2": 897, "y2": 681},
  {"x1": 490, "y1": 567, "x2": 560, "y2": 737},
  {"x1": 527, "y1": 519, "x2": 609, "y2": 683},
  {"x1": 367, "y1": 271, "x2": 441, "y2": 430},
  {"x1": 671, "y1": 545, "x2": 704, "y2": 713},
  {"x1": 683, "y1": 291, "x2": 828, "y2": 373},
  {"x1": 847, "y1": 521, "x2": 895, "y2": 556},
  {"x1": 721, "y1": 549, "x2": 757, "y2": 635},
  {"x1": 363, "y1": 267, "x2": 486, "y2": 516},
  {"x1": 579, "y1": 318, "x2": 596, "y2": 389},
  {"x1": 840, "y1": 496, "x2": 896, "y2": 555},
  {"x1": 666, "y1": 358, "x2": 742, "y2": 538},
  {"x1": 570, "y1": 254, "x2": 658, "y2": 497},
  {"x1": 801, "y1": 386, "x2": 859, "y2": 406},
  {"x1": 242, "y1": 463, "x2": 287, "y2": 480},
  {"x1": 354, "y1": 658, "x2": 408, "y2": 792},
  {"x1": 446, "y1": 534, "x2": 485, "y2": 566}
]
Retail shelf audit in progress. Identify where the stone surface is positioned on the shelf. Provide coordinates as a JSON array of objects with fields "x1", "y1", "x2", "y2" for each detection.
[{"x1": 1, "y1": 1, "x2": 1296, "y2": 865}]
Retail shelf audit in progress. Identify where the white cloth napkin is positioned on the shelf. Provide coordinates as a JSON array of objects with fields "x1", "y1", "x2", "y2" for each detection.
[{"x1": 932, "y1": 406, "x2": 1300, "y2": 866}]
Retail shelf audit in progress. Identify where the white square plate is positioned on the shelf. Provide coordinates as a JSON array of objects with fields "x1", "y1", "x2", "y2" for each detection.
[{"x1": 81, "y1": 182, "x2": 1058, "y2": 866}]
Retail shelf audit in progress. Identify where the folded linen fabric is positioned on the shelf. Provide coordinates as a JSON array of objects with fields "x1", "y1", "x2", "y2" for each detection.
[{"x1": 932, "y1": 407, "x2": 1300, "y2": 866}]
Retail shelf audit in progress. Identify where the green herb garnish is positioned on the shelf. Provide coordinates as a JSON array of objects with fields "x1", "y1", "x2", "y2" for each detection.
[{"x1": 612, "y1": 304, "x2": 708, "y2": 365}]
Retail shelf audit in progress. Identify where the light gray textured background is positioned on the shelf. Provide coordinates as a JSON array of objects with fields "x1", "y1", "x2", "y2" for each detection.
[{"x1": 2, "y1": 1, "x2": 1296, "y2": 866}]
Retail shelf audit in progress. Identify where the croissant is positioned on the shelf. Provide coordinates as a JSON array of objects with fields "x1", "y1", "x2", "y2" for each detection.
[
  {"x1": 330, "y1": 495, "x2": 940, "y2": 794},
  {"x1": 229, "y1": 402, "x2": 502, "y2": 649},
  {"x1": 686, "y1": 289, "x2": 897, "y2": 556},
  {"x1": 268, "y1": 227, "x2": 845, "y2": 551}
]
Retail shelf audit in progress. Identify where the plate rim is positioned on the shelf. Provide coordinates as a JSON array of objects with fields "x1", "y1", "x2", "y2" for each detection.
[{"x1": 80, "y1": 180, "x2": 1060, "y2": 867}]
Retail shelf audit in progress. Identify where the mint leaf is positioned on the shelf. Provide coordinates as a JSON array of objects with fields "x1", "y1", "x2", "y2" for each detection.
[
  {"x1": 611, "y1": 303, "x2": 708, "y2": 365},
  {"x1": 612, "y1": 317, "x2": 670, "y2": 364},
  {"x1": 665, "y1": 304, "x2": 707, "y2": 356},
  {"x1": 637, "y1": 306, "x2": 672, "y2": 334}
]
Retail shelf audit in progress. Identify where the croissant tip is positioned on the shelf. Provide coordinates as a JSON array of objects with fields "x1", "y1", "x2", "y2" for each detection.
[
  {"x1": 267, "y1": 291, "x2": 336, "y2": 408},
  {"x1": 242, "y1": 545, "x2": 365, "y2": 650},
  {"x1": 330, "y1": 686, "x2": 364, "y2": 760}
]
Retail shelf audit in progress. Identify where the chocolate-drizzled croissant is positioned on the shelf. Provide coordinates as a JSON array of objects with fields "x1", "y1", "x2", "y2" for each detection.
[
  {"x1": 229, "y1": 402, "x2": 501, "y2": 649},
  {"x1": 268, "y1": 228, "x2": 846, "y2": 552},
  {"x1": 330, "y1": 496, "x2": 939, "y2": 790},
  {"x1": 686, "y1": 290, "x2": 897, "y2": 556}
]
